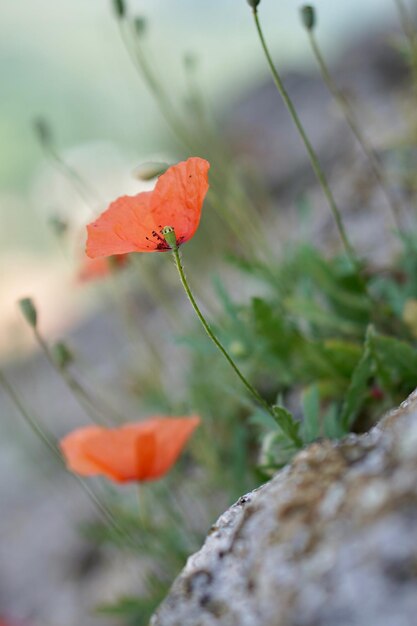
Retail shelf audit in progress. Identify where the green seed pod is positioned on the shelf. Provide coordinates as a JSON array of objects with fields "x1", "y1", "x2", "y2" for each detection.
[
  {"x1": 184, "y1": 53, "x2": 198, "y2": 72},
  {"x1": 48, "y1": 215, "x2": 68, "y2": 238},
  {"x1": 161, "y1": 226, "x2": 177, "y2": 250},
  {"x1": 33, "y1": 117, "x2": 52, "y2": 148},
  {"x1": 19, "y1": 297, "x2": 37, "y2": 329},
  {"x1": 52, "y1": 341, "x2": 73, "y2": 370},
  {"x1": 229, "y1": 340, "x2": 248, "y2": 359},
  {"x1": 112, "y1": 0, "x2": 125, "y2": 19},
  {"x1": 300, "y1": 5, "x2": 316, "y2": 31},
  {"x1": 133, "y1": 161, "x2": 169, "y2": 181},
  {"x1": 247, "y1": 0, "x2": 261, "y2": 8},
  {"x1": 134, "y1": 16, "x2": 146, "y2": 36}
]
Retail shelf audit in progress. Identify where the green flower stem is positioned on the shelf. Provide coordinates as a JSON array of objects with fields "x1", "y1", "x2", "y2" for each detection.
[
  {"x1": 119, "y1": 20, "x2": 192, "y2": 150},
  {"x1": 395, "y1": 0, "x2": 417, "y2": 93},
  {"x1": 34, "y1": 329, "x2": 112, "y2": 426},
  {"x1": 119, "y1": 19, "x2": 272, "y2": 260},
  {"x1": 0, "y1": 369, "x2": 137, "y2": 542},
  {"x1": 251, "y1": 8, "x2": 358, "y2": 266},
  {"x1": 307, "y1": 30, "x2": 403, "y2": 232},
  {"x1": 0, "y1": 369, "x2": 61, "y2": 461},
  {"x1": 169, "y1": 241, "x2": 274, "y2": 417}
]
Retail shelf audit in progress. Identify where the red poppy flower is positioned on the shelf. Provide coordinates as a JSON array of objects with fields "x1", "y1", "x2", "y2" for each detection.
[
  {"x1": 77, "y1": 254, "x2": 129, "y2": 283},
  {"x1": 86, "y1": 157, "x2": 210, "y2": 258},
  {"x1": 59, "y1": 416, "x2": 200, "y2": 483}
]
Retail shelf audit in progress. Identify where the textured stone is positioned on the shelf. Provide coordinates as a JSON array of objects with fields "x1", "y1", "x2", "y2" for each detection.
[{"x1": 151, "y1": 389, "x2": 417, "y2": 626}]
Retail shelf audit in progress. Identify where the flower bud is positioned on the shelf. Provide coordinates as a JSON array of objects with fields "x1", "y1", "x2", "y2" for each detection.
[
  {"x1": 132, "y1": 161, "x2": 169, "y2": 181},
  {"x1": 134, "y1": 16, "x2": 146, "y2": 36},
  {"x1": 247, "y1": 0, "x2": 261, "y2": 8},
  {"x1": 229, "y1": 340, "x2": 247, "y2": 358},
  {"x1": 19, "y1": 297, "x2": 37, "y2": 329},
  {"x1": 161, "y1": 226, "x2": 177, "y2": 250},
  {"x1": 51, "y1": 341, "x2": 73, "y2": 369},
  {"x1": 300, "y1": 5, "x2": 316, "y2": 31},
  {"x1": 112, "y1": 0, "x2": 125, "y2": 19},
  {"x1": 184, "y1": 53, "x2": 198, "y2": 72},
  {"x1": 48, "y1": 215, "x2": 68, "y2": 238},
  {"x1": 33, "y1": 117, "x2": 52, "y2": 148}
]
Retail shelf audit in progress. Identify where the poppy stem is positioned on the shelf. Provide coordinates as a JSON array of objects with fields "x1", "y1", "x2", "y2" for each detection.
[
  {"x1": 118, "y1": 20, "x2": 192, "y2": 151},
  {"x1": 0, "y1": 369, "x2": 143, "y2": 546},
  {"x1": 306, "y1": 29, "x2": 403, "y2": 232},
  {"x1": 250, "y1": 7, "x2": 358, "y2": 267},
  {"x1": 394, "y1": 0, "x2": 417, "y2": 94},
  {"x1": 169, "y1": 243, "x2": 274, "y2": 417},
  {"x1": 34, "y1": 120, "x2": 102, "y2": 208},
  {"x1": 33, "y1": 328, "x2": 114, "y2": 426},
  {"x1": 0, "y1": 369, "x2": 62, "y2": 461}
]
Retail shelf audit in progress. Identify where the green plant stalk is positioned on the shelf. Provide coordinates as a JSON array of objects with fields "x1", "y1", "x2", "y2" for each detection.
[
  {"x1": 0, "y1": 369, "x2": 62, "y2": 460},
  {"x1": 42, "y1": 143, "x2": 102, "y2": 207},
  {"x1": 251, "y1": 8, "x2": 358, "y2": 266},
  {"x1": 0, "y1": 370, "x2": 138, "y2": 541},
  {"x1": 395, "y1": 0, "x2": 417, "y2": 93},
  {"x1": 307, "y1": 30, "x2": 403, "y2": 231},
  {"x1": 34, "y1": 328, "x2": 112, "y2": 425},
  {"x1": 170, "y1": 243, "x2": 274, "y2": 417},
  {"x1": 118, "y1": 18, "x2": 272, "y2": 260},
  {"x1": 119, "y1": 21, "x2": 192, "y2": 150}
]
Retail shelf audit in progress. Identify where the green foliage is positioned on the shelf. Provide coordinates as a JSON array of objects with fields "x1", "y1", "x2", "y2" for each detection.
[
  {"x1": 17, "y1": 8, "x2": 417, "y2": 626},
  {"x1": 97, "y1": 587, "x2": 167, "y2": 626},
  {"x1": 272, "y1": 405, "x2": 302, "y2": 448},
  {"x1": 340, "y1": 326, "x2": 375, "y2": 430},
  {"x1": 184, "y1": 240, "x2": 417, "y2": 477}
]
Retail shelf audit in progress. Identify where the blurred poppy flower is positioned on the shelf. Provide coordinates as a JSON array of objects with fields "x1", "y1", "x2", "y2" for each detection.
[
  {"x1": 60, "y1": 416, "x2": 200, "y2": 483},
  {"x1": 77, "y1": 254, "x2": 129, "y2": 282},
  {"x1": 86, "y1": 157, "x2": 210, "y2": 258}
]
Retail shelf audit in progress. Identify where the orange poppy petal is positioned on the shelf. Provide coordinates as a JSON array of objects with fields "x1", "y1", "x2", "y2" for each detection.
[
  {"x1": 86, "y1": 192, "x2": 158, "y2": 258},
  {"x1": 85, "y1": 157, "x2": 210, "y2": 258},
  {"x1": 145, "y1": 416, "x2": 201, "y2": 480},
  {"x1": 150, "y1": 157, "x2": 210, "y2": 245},
  {"x1": 59, "y1": 416, "x2": 200, "y2": 483},
  {"x1": 77, "y1": 254, "x2": 128, "y2": 282},
  {"x1": 60, "y1": 426, "x2": 108, "y2": 476},
  {"x1": 81, "y1": 425, "x2": 144, "y2": 483}
]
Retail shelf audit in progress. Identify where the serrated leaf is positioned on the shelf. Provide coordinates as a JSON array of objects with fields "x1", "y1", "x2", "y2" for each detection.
[
  {"x1": 372, "y1": 333, "x2": 417, "y2": 388},
  {"x1": 340, "y1": 326, "x2": 375, "y2": 430},
  {"x1": 284, "y1": 296, "x2": 363, "y2": 335},
  {"x1": 272, "y1": 405, "x2": 302, "y2": 448}
]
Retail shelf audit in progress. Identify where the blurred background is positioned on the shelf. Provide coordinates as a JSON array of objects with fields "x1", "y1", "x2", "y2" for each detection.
[
  {"x1": 0, "y1": 0, "x2": 401, "y2": 353},
  {"x1": 0, "y1": 1, "x2": 411, "y2": 625}
]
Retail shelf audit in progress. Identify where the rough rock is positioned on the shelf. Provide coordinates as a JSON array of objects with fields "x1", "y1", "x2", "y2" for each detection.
[{"x1": 151, "y1": 388, "x2": 417, "y2": 626}]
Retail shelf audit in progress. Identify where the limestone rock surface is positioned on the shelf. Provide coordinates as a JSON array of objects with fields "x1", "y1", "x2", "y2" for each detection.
[{"x1": 151, "y1": 389, "x2": 417, "y2": 626}]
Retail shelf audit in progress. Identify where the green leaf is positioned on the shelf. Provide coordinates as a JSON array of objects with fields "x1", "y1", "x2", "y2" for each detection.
[
  {"x1": 301, "y1": 384, "x2": 320, "y2": 443},
  {"x1": 340, "y1": 326, "x2": 375, "y2": 430},
  {"x1": 284, "y1": 296, "x2": 363, "y2": 335},
  {"x1": 272, "y1": 405, "x2": 302, "y2": 448},
  {"x1": 323, "y1": 402, "x2": 347, "y2": 438},
  {"x1": 97, "y1": 588, "x2": 167, "y2": 626},
  {"x1": 372, "y1": 333, "x2": 417, "y2": 388}
]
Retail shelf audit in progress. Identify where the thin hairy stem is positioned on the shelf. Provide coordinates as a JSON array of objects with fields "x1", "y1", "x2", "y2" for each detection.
[
  {"x1": 119, "y1": 21, "x2": 192, "y2": 149},
  {"x1": 251, "y1": 8, "x2": 358, "y2": 266},
  {"x1": 0, "y1": 369, "x2": 144, "y2": 547},
  {"x1": 307, "y1": 30, "x2": 403, "y2": 231},
  {"x1": 170, "y1": 244, "x2": 274, "y2": 416},
  {"x1": 43, "y1": 143, "x2": 103, "y2": 207},
  {"x1": 34, "y1": 329, "x2": 112, "y2": 425},
  {"x1": 395, "y1": 0, "x2": 417, "y2": 91},
  {"x1": 0, "y1": 370, "x2": 62, "y2": 460}
]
